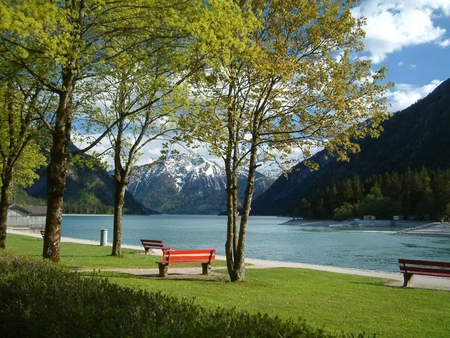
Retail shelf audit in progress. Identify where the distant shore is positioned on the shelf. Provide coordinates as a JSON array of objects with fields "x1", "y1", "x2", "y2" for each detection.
[
  {"x1": 62, "y1": 214, "x2": 113, "y2": 217},
  {"x1": 280, "y1": 218, "x2": 429, "y2": 227},
  {"x1": 394, "y1": 222, "x2": 450, "y2": 237},
  {"x1": 280, "y1": 219, "x2": 450, "y2": 237}
]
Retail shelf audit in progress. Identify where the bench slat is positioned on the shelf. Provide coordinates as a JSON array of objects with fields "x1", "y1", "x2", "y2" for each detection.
[
  {"x1": 160, "y1": 260, "x2": 211, "y2": 265},
  {"x1": 164, "y1": 249, "x2": 215, "y2": 255},
  {"x1": 140, "y1": 239, "x2": 170, "y2": 255},
  {"x1": 399, "y1": 266, "x2": 450, "y2": 277},
  {"x1": 141, "y1": 239, "x2": 164, "y2": 247},
  {"x1": 164, "y1": 256, "x2": 215, "y2": 262},
  {"x1": 398, "y1": 258, "x2": 450, "y2": 268}
]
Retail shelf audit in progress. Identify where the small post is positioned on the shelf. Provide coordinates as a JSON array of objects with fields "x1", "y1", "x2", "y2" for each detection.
[
  {"x1": 100, "y1": 229, "x2": 107, "y2": 246},
  {"x1": 158, "y1": 263, "x2": 168, "y2": 277},
  {"x1": 202, "y1": 263, "x2": 211, "y2": 275},
  {"x1": 402, "y1": 273, "x2": 413, "y2": 287}
]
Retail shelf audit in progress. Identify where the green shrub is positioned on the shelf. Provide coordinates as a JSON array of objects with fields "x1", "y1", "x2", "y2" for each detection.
[{"x1": 0, "y1": 253, "x2": 369, "y2": 337}]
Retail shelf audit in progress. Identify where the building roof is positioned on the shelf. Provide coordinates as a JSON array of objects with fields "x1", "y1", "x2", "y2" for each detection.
[{"x1": 9, "y1": 204, "x2": 47, "y2": 216}]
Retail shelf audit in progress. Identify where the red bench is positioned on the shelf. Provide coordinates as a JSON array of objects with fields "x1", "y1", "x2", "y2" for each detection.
[
  {"x1": 140, "y1": 239, "x2": 171, "y2": 255},
  {"x1": 398, "y1": 258, "x2": 450, "y2": 287},
  {"x1": 157, "y1": 249, "x2": 216, "y2": 277}
]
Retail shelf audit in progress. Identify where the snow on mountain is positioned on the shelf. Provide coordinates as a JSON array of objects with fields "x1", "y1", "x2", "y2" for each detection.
[
  {"x1": 130, "y1": 153, "x2": 225, "y2": 193},
  {"x1": 256, "y1": 161, "x2": 283, "y2": 179},
  {"x1": 127, "y1": 153, "x2": 275, "y2": 214}
]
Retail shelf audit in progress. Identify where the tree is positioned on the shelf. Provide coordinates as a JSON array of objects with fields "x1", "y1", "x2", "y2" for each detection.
[
  {"x1": 75, "y1": 1, "x2": 209, "y2": 256},
  {"x1": 79, "y1": 58, "x2": 191, "y2": 257},
  {"x1": 430, "y1": 169, "x2": 450, "y2": 219},
  {"x1": 333, "y1": 202, "x2": 356, "y2": 221},
  {"x1": 1, "y1": 0, "x2": 112, "y2": 262},
  {"x1": 181, "y1": 0, "x2": 391, "y2": 281},
  {"x1": 298, "y1": 198, "x2": 312, "y2": 219},
  {"x1": 360, "y1": 185, "x2": 388, "y2": 218},
  {"x1": 0, "y1": 80, "x2": 46, "y2": 249},
  {"x1": 1, "y1": 0, "x2": 198, "y2": 262}
]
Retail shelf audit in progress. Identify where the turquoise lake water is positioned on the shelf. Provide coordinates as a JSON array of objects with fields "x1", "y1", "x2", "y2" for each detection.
[{"x1": 61, "y1": 215, "x2": 450, "y2": 272}]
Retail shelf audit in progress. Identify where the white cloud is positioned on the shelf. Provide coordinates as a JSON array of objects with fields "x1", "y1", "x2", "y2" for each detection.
[
  {"x1": 439, "y1": 38, "x2": 450, "y2": 47},
  {"x1": 353, "y1": 0, "x2": 450, "y2": 63},
  {"x1": 387, "y1": 79, "x2": 443, "y2": 112}
]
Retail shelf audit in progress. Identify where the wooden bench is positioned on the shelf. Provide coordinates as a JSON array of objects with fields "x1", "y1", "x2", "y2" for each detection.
[
  {"x1": 156, "y1": 249, "x2": 216, "y2": 277},
  {"x1": 140, "y1": 239, "x2": 171, "y2": 255},
  {"x1": 398, "y1": 258, "x2": 450, "y2": 287}
]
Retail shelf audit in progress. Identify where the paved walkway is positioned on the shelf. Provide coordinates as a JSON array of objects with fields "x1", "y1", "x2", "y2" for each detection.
[{"x1": 7, "y1": 229, "x2": 450, "y2": 291}]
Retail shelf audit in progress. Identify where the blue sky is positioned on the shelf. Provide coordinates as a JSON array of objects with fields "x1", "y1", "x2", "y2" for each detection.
[{"x1": 353, "y1": 0, "x2": 450, "y2": 111}]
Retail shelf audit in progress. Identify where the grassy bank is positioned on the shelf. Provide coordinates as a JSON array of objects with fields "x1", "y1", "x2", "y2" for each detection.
[{"x1": 4, "y1": 233, "x2": 450, "y2": 337}]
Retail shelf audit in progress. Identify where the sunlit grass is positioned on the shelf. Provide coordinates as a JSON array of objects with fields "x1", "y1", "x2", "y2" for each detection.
[
  {"x1": 5, "y1": 233, "x2": 227, "y2": 269},
  {"x1": 5, "y1": 233, "x2": 450, "y2": 337}
]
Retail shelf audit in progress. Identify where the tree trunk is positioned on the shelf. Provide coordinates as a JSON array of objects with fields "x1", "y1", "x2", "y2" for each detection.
[
  {"x1": 226, "y1": 140, "x2": 259, "y2": 282},
  {"x1": 234, "y1": 144, "x2": 258, "y2": 281},
  {"x1": 43, "y1": 73, "x2": 74, "y2": 263},
  {"x1": 111, "y1": 117, "x2": 128, "y2": 257},
  {"x1": 225, "y1": 169, "x2": 239, "y2": 278},
  {"x1": 0, "y1": 170, "x2": 14, "y2": 250},
  {"x1": 111, "y1": 173, "x2": 126, "y2": 256}
]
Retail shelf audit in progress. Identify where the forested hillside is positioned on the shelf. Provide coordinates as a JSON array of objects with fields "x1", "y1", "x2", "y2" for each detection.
[
  {"x1": 13, "y1": 155, "x2": 156, "y2": 215},
  {"x1": 251, "y1": 78, "x2": 450, "y2": 218},
  {"x1": 296, "y1": 168, "x2": 450, "y2": 221}
]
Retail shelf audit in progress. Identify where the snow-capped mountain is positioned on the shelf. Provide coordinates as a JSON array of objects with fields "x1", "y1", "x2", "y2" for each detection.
[
  {"x1": 127, "y1": 153, "x2": 275, "y2": 214},
  {"x1": 256, "y1": 161, "x2": 284, "y2": 179}
]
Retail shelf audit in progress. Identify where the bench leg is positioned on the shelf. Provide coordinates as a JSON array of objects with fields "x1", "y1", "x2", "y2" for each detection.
[
  {"x1": 158, "y1": 263, "x2": 168, "y2": 277},
  {"x1": 202, "y1": 263, "x2": 211, "y2": 275},
  {"x1": 402, "y1": 273, "x2": 413, "y2": 287}
]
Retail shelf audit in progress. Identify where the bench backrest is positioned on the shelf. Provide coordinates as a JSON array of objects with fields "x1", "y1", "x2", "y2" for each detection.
[
  {"x1": 162, "y1": 249, "x2": 216, "y2": 264},
  {"x1": 398, "y1": 258, "x2": 450, "y2": 268},
  {"x1": 398, "y1": 258, "x2": 450, "y2": 275},
  {"x1": 140, "y1": 239, "x2": 165, "y2": 249}
]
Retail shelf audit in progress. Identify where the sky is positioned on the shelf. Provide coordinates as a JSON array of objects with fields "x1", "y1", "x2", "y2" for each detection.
[
  {"x1": 352, "y1": 0, "x2": 450, "y2": 112},
  {"x1": 84, "y1": 0, "x2": 450, "y2": 168}
]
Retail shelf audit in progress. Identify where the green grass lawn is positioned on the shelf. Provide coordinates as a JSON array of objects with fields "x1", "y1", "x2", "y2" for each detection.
[{"x1": 4, "y1": 233, "x2": 450, "y2": 337}]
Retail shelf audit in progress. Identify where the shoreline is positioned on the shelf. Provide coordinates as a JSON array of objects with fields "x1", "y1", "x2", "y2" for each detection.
[
  {"x1": 280, "y1": 219, "x2": 450, "y2": 237},
  {"x1": 6, "y1": 229, "x2": 450, "y2": 291},
  {"x1": 280, "y1": 218, "x2": 432, "y2": 227}
]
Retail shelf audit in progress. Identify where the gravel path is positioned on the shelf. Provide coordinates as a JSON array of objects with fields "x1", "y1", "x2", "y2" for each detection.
[{"x1": 7, "y1": 229, "x2": 450, "y2": 291}]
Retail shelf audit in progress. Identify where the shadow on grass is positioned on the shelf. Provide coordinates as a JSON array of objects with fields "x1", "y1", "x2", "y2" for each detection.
[
  {"x1": 76, "y1": 270, "x2": 230, "y2": 282},
  {"x1": 348, "y1": 279, "x2": 400, "y2": 289}
]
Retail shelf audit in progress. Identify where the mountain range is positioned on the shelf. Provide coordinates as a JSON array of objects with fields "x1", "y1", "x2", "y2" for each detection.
[
  {"x1": 127, "y1": 154, "x2": 275, "y2": 214},
  {"x1": 251, "y1": 78, "x2": 450, "y2": 215},
  {"x1": 16, "y1": 150, "x2": 275, "y2": 216}
]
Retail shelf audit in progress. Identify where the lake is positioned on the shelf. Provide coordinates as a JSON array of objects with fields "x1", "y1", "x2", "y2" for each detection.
[{"x1": 61, "y1": 215, "x2": 450, "y2": 272}]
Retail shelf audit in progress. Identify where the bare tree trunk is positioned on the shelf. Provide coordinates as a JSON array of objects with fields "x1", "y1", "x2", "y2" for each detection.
[{"x1": 43, "y1": 73, "x2": 74, "y2": 263}]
